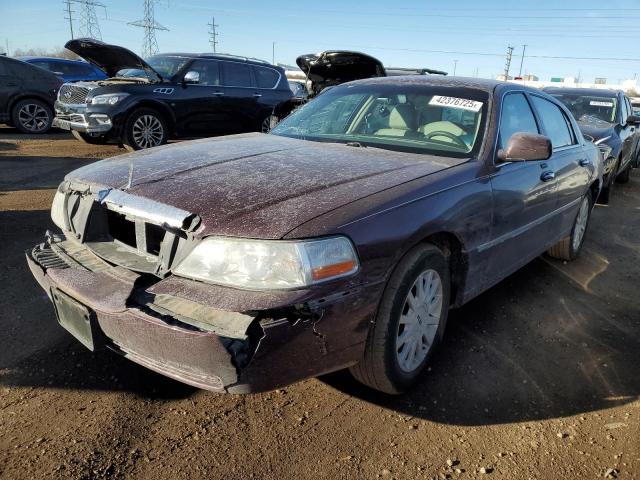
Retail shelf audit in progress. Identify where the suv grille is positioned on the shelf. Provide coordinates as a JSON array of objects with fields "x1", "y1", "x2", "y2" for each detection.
[{"x1": 59, "y1": 84, "x2": 90, "y2": 105}]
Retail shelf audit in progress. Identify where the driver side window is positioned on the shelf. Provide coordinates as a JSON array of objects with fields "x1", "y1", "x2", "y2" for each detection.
[{"x1": 499, "y1": 93, "x2": 539, "y2": 149}]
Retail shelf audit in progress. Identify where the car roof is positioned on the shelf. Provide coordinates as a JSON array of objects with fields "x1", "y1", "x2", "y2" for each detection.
[
  {"x1": 152, "y1": 52, "x2": 276, "y2": 67},
  {"x1": 344, "y1": 75, "x2": 524, "y2": 93},
  {"x1": 543, "y1": 87, "x2": 621, "y2": 98}
]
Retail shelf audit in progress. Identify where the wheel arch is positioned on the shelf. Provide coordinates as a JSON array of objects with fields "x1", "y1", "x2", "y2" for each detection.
[
  {"x1": 125, "y1": 100, "x2": 176, "y2": 135},
  {"x1": 8, "y1": 94, "x2": 54, "y2": 116}
]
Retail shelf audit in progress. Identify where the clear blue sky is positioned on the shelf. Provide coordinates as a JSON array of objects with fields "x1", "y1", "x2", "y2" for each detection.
[{"x1": 2, "y1": 0, "x2": 640, "y2": 82}]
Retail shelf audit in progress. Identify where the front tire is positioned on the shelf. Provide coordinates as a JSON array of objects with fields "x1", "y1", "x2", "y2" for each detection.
[
  {"x1": 122, "y1": 108, "x2": 168, "y2": 151},
  {"x1": 11, "y1": 99, "x2": 53, "y2": 134},
  {"x1": 71, "y1": 130, "x2": 109, "y2": 145},
  {"x1": 350, "y1": 244, "x2": 450, "y2": 394},
  {"x1": 547, "y1": 190, "x2": 592, "y2": 261},
  {"x1": 616, "y1": 161, "x2": 631, "y2": 184}
]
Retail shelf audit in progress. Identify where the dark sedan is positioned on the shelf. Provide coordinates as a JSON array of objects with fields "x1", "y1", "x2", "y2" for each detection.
[
  {"x1": 544, "y1": 87, "x2": 640, "y2": 201},
  {"x1": 27, "y1": 76, "x2": 601, "y2": 394}
]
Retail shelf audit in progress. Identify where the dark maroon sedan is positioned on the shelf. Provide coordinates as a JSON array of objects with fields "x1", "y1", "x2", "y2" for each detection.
[{"x1": 27, "y1": 76, "x2": 602, "y2": 394}]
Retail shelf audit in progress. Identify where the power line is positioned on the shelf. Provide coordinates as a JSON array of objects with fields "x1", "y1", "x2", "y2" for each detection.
[
  {"x1": 207, "y1": 16, "x2": 219, "y2": 53},
  {"x1": 129, "y1": 0, "x2": 168, "y2": 57}
]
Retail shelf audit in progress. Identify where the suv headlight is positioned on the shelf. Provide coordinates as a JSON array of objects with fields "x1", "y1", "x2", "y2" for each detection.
[
  {"x1": 174, "y1": 236, "x2": 360, "y2": 290},
  {"x1": 89, "y1": 93, "x2": 129, "y2": 105}
]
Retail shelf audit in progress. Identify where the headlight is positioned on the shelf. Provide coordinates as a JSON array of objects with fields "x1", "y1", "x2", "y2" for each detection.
[
  {"x1": 51, "y1": 188, "x2": 67, "y2": 230},
  {"x1": 89, "y1": 93, "x2": 129, "y2": 105},
  {"x1": 174, "y1": 236, "x2": 360, "y2": 290}
]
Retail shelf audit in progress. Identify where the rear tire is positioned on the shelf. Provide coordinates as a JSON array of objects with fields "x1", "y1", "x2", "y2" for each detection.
[
  {"x1": 71, "y1": 130, "x2": 109, "y2": 145},
  {"x1": 349, "y1": 244, "x2": 450, "y2": 394},
  {"x1": 11, "y1": 99, "x2": 53, "y2": 134},
  {"x1": 122, "y1": 108, "x2": 168, "y2": 151},
  {"x1": 547, "y1": 190, "x2": 592, "y2": 261},
  {"x1": 261, "y1": 114, "x2": 279, "y2": 133}
]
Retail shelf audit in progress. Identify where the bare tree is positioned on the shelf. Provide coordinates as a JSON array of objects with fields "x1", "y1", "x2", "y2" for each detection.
[{"x1": 12, "y1": 47, "x2": 79, "y2": 59}]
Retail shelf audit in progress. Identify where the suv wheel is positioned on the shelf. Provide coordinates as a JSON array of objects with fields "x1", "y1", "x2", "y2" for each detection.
[
  {"x1": 547, "y1": 190, "x2": 592, "y2": 261},
  {"x1": 11, "y1": 99, "x2": 53, "y2": 134},
  {"x1": 616, "y1": 161, "x2": 631, "y2": 184},
  {"x1": 349, "y1": 244, "x2": 450, "y2": 394},
  {"x1": 71, "y1": 130, "x2": 109, "y2": 145},
  {"x1": 122, "y1": 108, "x2": 168, "y2": 151},
  {"x1": 261, "y1": 114, "x2": 279, "y2": 133}
]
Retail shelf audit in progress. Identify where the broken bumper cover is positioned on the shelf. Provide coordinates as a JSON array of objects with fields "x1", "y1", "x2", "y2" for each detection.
[
  {"x1": 26, "y1": 237, "x2": 381, "y2": 393},
  {"x1": 53, "y1": 101, "x2": 113, "y2": 134}
]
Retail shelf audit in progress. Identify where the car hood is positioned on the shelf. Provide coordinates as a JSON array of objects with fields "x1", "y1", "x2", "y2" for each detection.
[
  {"x1": 295, "y1": 51, "x2": 386, "y2": 95},
  {"x1": 64, "y1": 38, "x2": 162, "y2": 80},
  {"x1": 577, "y1": 121, "x2": 616, "y2": 144},
  {"x1": 66, "y1": 133, "x2": 467, "y2": 239}
]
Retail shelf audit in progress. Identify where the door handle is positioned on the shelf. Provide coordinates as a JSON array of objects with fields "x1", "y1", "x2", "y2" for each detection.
[
  {"x1": 540, "y1": 171, "x2": 556, "y2": 182},
  {"x1": 253, "y1": 93, "x2": 262, "y2": 98},
  {"x1": 212, "y1": 91, "x2": 224, "y2": 96},
  {"x1": 579, "y1": 159, "x2": 590, "y2": 167}
]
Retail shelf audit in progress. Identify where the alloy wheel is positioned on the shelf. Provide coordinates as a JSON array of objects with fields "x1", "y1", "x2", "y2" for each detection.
[
  {"x1": 132, "y1": 114, "x2": 164, "y2": 149},
  {"x1": 18, "y1": 103, "x2": 50, "y2": 132},
  {"x1": 395, "y1": 269, "x2": 443, "y2": 373},
  {"x1": 261, "y1": 115, "x2": 278, "y2": 133}
]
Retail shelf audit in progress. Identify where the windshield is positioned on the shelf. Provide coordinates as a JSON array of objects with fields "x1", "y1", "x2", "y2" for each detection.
[
  {"x1": 114, "y1": 56, "x2": 188, "y2": 80},
  {"x1": 271, "y1": 85, "x2": 488, "y2": 157},
  {"x1": 551, "y1": 93, "x2": 618, "y2": 124}
]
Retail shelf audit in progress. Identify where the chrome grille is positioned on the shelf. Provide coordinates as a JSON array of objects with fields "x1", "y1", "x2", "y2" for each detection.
[
  {"x1": 32, "y1": 243, "x2": 70, "y2": 270},
  {"x1": 59, "y1": 84, "x2": 89, "y2": 104}
]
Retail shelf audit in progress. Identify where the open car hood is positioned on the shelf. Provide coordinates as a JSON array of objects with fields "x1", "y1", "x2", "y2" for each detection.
[
  {"x1": 64, "y1": 38, "x2": 162, "y2": 80},
  {"x1": 295, "y1": 51, "x2": 385, "y2": 95}
]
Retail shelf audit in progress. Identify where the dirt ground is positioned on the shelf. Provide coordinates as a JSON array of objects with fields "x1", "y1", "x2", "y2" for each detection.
[{"x1": 0, "y1": 127, "x2": 638, "y2": 480}]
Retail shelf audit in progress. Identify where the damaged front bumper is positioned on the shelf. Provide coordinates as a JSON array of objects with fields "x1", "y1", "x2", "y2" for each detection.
[
  {"x1": 26, "y1": 234, "x2": 381, "y2": 393},
  {"x1": 53, "y1": 101, "x2": 113, "y2": 134}
]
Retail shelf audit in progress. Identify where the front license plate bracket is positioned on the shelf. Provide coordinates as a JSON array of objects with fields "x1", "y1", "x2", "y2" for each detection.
[{"x1": 51, "y1": 288, "x2": 102, "y2": 351}]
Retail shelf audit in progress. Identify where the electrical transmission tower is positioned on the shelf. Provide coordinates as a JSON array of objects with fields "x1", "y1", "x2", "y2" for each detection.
[
  {"x1": 503, "y1": 45, "x2": 514, "y2": 80},
  {"x1": 63, "y1": 0, "x2": 104, "y2": 40},
  {"x1": 208, "y1": 16, "x2": 219, "y2": 53},
  {"x1": 129, "y1": 0, "x2": 168, "y2": 57}
]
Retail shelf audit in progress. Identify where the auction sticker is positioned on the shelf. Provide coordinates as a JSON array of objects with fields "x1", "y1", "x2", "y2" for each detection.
[
  {"x1": 590, "y1": 100, "x2": 614, "y2": 107},
  {"x1": 429, "y1": 96, "x2": 483, "y2": 112}
]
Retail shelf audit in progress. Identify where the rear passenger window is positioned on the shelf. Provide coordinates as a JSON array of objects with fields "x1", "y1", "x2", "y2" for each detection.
[
  {"x1": 531, "y1": 96, "x2": 575, "y2": 148},
  {"x1": 499, "y1": 93, "x2": 539, "y2": 149},
  {"x1": 223, "y1": 62, "x2": 252, "y2": 87},
  {"x1": 254, "y1": 66, "x2": 279, "y2": 88}
]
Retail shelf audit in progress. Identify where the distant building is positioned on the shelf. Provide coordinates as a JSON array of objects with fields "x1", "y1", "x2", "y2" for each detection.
[{"x1": 594, "y1": 77, "x2": 607, "y2": 85}]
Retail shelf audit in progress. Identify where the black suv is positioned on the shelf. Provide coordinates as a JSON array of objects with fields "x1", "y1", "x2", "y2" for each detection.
[
  {"x1": 54, "y1": 39, "x2": 293, "y2": 150},
  {"x1": 544, "y1": 87, "x2": 640, "y2": 200},
  {"x1": 0, "y1": 55, "x2": 62, "y2": 133}
]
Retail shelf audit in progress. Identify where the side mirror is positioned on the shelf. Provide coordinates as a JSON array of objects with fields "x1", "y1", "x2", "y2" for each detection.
[
  {"x1": 183, "y1": 71, "x2": 200, "y2": 85},
  {"x1": 626, "y1": 114, "x2": 640, "y2": 125},
  {"x1": 497, "y1": 132, "x2": 552, "y2": 162}
]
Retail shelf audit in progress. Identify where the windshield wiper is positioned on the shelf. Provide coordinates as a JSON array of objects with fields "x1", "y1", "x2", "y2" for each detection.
[{"x1": 345, "y1": 141, "x2": 366, "y2": 148}]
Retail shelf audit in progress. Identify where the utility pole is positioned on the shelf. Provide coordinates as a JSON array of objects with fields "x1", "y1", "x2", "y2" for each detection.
[
  {"x1": 208, "y1": 16, "x2": 219, "y2": 53},
  {"x1": 503, "y1": 45, "x2": 514, "y2": 80},
  {"x1": 474, "y1": 67, "x2": 479, "y2": 78},
  {"x1": 64, "y1": 0, "x2": 75, "y2": 39},
  {"x1": 129, "y1": 0, "x2": 169, "y2": 57},
  {"x1": 518, "y1": 44, "x2": 527, "y2": 77},
  {"x1": 272, "y1": 42, "x2": 275, "y2": 64},
  {"x1": 5, "y1": 39, "x2": 9, "y2": 56},
  {"x1": 453, "y1": 59, "x2": 458, "y2": 76}
]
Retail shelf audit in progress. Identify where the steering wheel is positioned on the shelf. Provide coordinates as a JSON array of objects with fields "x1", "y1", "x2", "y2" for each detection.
[{"x1": 424, "y1": 130, "x2": 468, "y2": 149}]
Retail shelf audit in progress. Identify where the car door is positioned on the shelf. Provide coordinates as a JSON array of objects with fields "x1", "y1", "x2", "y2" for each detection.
[
  {"x1": 529, "y1": 94, "x2": 591, "y2": 234},
  {"x1": 172, "y1": 59, "x2": 227, "y2": 136},
  {"x1": 252, "y1": 65, "x2": 285, "y2": 129},
  {"x1": 622, "y1": 95, "x2": 640, "y2": 168},
  {"x1": 219, "y1": 60, "x2": 260, "y2": 133},
  {"x1": 485, "y1": 92, "x2": 560, "y2": 285},
  {"x1": 617, "y1": 94, "x2": 636, "y2": 173},
  {"x1": 0, "y1": 59, "x2": 21, "y2": 120}
]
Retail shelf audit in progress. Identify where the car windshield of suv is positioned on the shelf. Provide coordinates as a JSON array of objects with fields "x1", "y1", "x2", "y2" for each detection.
[
  {"x1": 271, "y1": 85, "x2": 487, "y2": 157},
  {"x1": 551, "y1": 93, "x2": 618, "y2": 124},
  {"x1": 115, "y1": 56, "x2": 189, "y2": 80}
]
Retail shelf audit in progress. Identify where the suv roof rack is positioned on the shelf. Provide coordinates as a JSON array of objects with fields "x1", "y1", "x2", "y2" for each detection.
[
  {"x1": 386, "y1": 67, "x2": 448, "y2": 76},
  {"x1": 198, "y1": 52, "x2": 271, "y2": 65}
]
